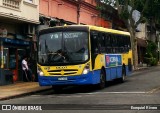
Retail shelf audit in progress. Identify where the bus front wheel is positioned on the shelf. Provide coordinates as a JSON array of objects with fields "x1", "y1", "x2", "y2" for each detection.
[{"x1": 98, "y1": 69, "x2": 106, "y2": 89}]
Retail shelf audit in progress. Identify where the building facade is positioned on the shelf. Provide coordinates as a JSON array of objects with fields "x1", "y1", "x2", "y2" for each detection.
[
  {"x1": 135, "y1": 24, "x2": 147, "y2": 64},
  {"x1": 38, "y1": 0, "x2": 112, "y2": 30},
  {"x1": 136, "y1": 21, "x2": 160, "y2": 65},
  {"x1": 0, "y1": 0, "x2": 39, "y2": 85}
]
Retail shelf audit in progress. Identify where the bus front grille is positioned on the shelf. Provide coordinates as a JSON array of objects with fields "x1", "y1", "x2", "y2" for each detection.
[{"x1": 47, "y1": 69, "x2": 78, "y2": 76}]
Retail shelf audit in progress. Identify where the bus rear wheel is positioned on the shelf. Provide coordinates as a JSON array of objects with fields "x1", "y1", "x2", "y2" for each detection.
[
  {"x1": 98, "y1": 69, "x2": 106, "y2": 89},
  {"x1": 119, "y1": 68, "x2": 126, "y2": 83}
]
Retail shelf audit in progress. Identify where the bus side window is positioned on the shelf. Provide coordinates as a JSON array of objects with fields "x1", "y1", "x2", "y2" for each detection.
[
  {"x1": 97, "y1": 32, "x2": 106, "y2": 53},
  {"x1": 120, "y1": 35, "x2": 124, "y2": 53},
  {"x1": 116, "y1": 35, "x2": 120, "y2": 53},
  {"x1": 123, "y1": 36, "x2": 129, "y2": 52},
  {"x1": 120, "y1": 36, "x2": 124, "y2": 53},
  {"x1": 105, "y1": 34, "x2": 111, "y2": 53},
  {"x1": 127, "y1": 36, "x2": 131, "y2": 49},
  {"x1": 100, "y1": 33, "x2": 106, "y2": 53},
  {"x1": 90, "y1": 31, "x2": 98, "y2": 54},
  {"x1": 113, "y1": 34, "x2": 118, "y2": 53},
  {"x1": 113, "y1": 34, "x2": 122, "y2": 53},
  {"x1": 97, "y1": 32, "x2": 101, "y2": 53},
  {"x1": 110, "y1": 34, "x2": 115, "y2": 53}
]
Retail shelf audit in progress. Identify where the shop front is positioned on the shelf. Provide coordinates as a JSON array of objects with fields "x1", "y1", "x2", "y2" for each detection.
[
  {"x1": 137, "y1": 38, "x2": 147, "y2": 64},
  {"x1": 0, "y1": 37, "x2": 31, "y2": 85}
]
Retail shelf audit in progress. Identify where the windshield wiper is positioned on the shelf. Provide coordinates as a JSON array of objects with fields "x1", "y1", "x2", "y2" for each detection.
[{"x1": 47, "y1": 51, "x2": 67, "y2": 63}]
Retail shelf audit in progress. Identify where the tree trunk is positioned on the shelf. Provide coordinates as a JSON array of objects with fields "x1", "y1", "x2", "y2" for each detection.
[
  {"x1": 115, "y1": 0, "x2": 139, "y2": 70},
  {"x1": 129, "y1": 27, "x2": 138, "y2": 70}
]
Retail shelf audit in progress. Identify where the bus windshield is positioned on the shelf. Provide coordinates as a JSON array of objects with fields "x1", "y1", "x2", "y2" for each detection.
[{"x1": 38, "y1": 31, "x2": 89, "y2": 65}]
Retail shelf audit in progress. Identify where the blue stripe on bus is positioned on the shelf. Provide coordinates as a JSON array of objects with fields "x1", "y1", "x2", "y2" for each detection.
[
  {"x1": 38, "y1": 66, "x2": 132, "y2": 86},
  {"x1": 126, "y1": 66, "x2": 132, "y2": 76},
  {"x1": 105, "y1": 66, "x2": 122, "y2": 81},
  {"x1": 117, "y1": 66, "x2": 123, "y2": 78},
  {"x1": 105, "y1": 65, "x2": 132, "y2": 81},
  {"x1": 38, "y1": 71, "x2": 101, "y2": 86}
]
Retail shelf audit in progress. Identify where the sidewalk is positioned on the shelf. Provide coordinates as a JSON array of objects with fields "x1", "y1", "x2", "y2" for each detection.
[
  {"x1": 0, "y1": 82, "x2": 51, "y2": 101},
  {"x1": 133, "y1": 66, "x2": 148, "y2": 71},
  {"x1": 133, "y1": 63, "x2": 150, "y2": 71},
  {"x1": 134, "y1": 63, "x2": 160, "y2": 71}
]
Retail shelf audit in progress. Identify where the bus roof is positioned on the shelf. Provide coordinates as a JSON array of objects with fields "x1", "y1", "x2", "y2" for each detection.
[
  {"x1": 39, "y1": 25, "x2": 130, "y2": 36},
  {"x1": 89, "y1": 25, "x2": 130, "y2": 36}
]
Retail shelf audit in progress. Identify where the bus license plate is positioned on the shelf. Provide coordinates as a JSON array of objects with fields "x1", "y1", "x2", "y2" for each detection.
[{"x1": 58, "y1": 77, "x2": 68, "y2": 80}]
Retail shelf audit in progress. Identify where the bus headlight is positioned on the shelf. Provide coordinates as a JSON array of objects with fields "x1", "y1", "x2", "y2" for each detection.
[
  {"x1": 82, "y1": 63, "x2": 90, "y2": 74},
  {"x1": 37, "y1": 66, "x2": 44, "y2": 76}
]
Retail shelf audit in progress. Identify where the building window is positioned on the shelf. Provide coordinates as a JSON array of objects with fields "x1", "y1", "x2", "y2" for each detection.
[{"x1": 25, "y1": 0, "x2": 33, "y2": 3}]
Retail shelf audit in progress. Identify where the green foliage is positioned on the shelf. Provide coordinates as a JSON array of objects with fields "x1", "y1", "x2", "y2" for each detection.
[
  {"x1": 140, "y1": 17, "x2": 147, "y2": 23},
  {"x1": 143, "y1": 0, "x2": 160, "y2": 24},
  {"x1": 119, "y1": 9, "x2": 129, "y2": 20},
  {"x1": 118, "y1": 0, "x2": 125, "y2": 5},
  {"x1": 96, "y1": 4, "x2": 106, "y2": 11},
  {"x1": 96, "y1": 0, "x2": 160, "y2": 68},
  {"x1": 146, "y1": 41, "x2": 157, "y2": 57},
  {"x1": 97, "y1": 0, "x2": 160, "y2": 25},
  {"x1": 144, "y1": 41, "x2": 158, "y2": 66}
]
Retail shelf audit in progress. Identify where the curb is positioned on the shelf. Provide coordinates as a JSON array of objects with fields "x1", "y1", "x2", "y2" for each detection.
[
  {"x1": 133, "y1": 67, "x2": 150, "y2": 72},
  {"x1": 133, "y1": 65, "x2": 160, "y2": 72},
  {"x1": 133, "y1": 67, "x2": 148, "y2": 71},
  {"x1": 0, "y1": 88, "x2": 52, "y2": 101}
]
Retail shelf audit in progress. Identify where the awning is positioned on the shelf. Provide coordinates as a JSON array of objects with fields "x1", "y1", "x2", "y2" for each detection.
[
  {"x1": 137, "y1": 38, "x2": 147, "y2": 47},
  {"x1": 0, "y1": 37, "x2": 30, "y2": 46}
]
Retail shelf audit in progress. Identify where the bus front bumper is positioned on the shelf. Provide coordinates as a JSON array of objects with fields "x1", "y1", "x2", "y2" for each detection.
[{"x1": 38, "y1": 71, "x2": 100, "y2": 86}]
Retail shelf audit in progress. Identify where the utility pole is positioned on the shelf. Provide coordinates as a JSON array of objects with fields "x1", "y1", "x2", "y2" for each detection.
[{"x1": 77, "y1": 0, "x2": 81, "y2": 24}]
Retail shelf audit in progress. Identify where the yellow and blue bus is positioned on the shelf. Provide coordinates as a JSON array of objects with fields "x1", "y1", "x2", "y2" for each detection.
[{"x1": 37, "y1": 25, "x2": 132, "y2": 90}]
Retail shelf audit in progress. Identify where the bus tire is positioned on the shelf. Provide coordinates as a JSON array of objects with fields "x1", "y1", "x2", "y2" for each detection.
[
  {"x1": 120, "y1": 67, "x2": 126, "y2": 83},
  {"x1": 98, "y1": 69, "x2": 106, "y2": 89}
]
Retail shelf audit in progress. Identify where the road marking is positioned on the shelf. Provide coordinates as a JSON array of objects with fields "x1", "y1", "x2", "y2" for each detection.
[
  {"x1": 76, "y1": 91, "x2": 147, "y2": 95},
  {"x1": 100, "y1": 92, "x2": 146, "y2": 94},
  {"x1": 32, "y1": 91, "x2": 153, "y2": 99},
  {"x1": 33, "y1": 91, "x2": 147, "y2": 97},
  {"x1": 32, "y1": 88, "x2": 160, "y2": 98},
  {"x1": 147, "y1": 87, "x2": 160, "y2": 93}
]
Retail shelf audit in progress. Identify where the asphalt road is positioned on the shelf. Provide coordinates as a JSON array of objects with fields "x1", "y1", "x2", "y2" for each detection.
[{"x1": 1, "y1": 66, "x2": 160, "y2": 113}]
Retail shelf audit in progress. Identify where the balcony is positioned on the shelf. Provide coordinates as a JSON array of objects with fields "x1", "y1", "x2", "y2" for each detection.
[
  {"x1": 0, "y1": 0, "x2": 39, "y2": 24},
  {"x1": 2, "y1": 0, "x2": 21, "y2": 10}
]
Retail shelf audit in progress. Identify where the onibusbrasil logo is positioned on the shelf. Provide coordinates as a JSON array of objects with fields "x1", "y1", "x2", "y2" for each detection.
[{"x1": 1, "y1": 105, "x2": 42, "y2": 111}]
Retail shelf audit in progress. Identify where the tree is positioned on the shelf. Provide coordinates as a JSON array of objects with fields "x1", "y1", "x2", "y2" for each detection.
[
  {"x1": 96, "y1": 0, "x2": 160, "y2": 69},
  {"x1": 144, "y1": 41, "x2": 158, "y2": 66}
]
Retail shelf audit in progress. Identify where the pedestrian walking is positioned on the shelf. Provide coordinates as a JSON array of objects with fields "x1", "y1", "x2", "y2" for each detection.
[{"x1": 22, "y1": 56, "x2": 32, "y2": 82}]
